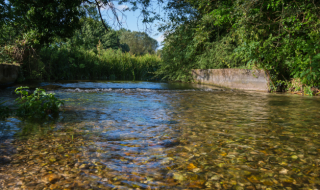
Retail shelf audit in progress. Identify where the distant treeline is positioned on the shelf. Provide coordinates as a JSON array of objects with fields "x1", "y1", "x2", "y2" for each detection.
[
  {"x1": 19, "y1": 17, "x2": 161, "y2": 81},
  {"x1": 0, "y1": 4, "x2": 161, "y2": 81}
]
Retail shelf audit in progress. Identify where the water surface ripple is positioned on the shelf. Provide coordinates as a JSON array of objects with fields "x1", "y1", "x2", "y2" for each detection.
[{"x1": 0, "y1": 81, "x2": 320, "y2": 189}]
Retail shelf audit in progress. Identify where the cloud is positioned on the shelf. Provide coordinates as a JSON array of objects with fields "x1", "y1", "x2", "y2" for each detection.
[
  {"x1": 156, "y1": 35, "x2": 164, "y2": 44},
  {"x1": 100, "y1": 2, "x2": 117, "y2": 11},
  {"x1": 117, "y1": 5, "x2": 129, "y2": 11},
  {"x1": 156, "y1": 35, "x2": 164, "y2": 49},
  {"x1": 100, "y1": 3, "x2": 128, "y2": 12}
]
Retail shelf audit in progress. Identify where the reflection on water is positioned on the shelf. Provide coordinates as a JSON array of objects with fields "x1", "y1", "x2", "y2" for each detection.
[{"x1": 1, "y1": 81, "x2": 320, "y2": 189}]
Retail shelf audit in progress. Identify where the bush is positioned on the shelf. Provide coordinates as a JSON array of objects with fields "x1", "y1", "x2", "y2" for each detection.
[{"x1": 22, "y1": 46, "x2": 162, "y2": 81}]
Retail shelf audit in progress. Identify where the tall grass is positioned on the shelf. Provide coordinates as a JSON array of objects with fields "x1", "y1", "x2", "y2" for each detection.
[{"x1": 23, "y1": 44, "x2": 162, "y2": 81}]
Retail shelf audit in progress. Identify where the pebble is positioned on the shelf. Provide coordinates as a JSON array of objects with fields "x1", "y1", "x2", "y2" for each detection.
[
  {"x1": 41, "y1": 173, "x2": 60, "y2": 183},
  {"x1": 279, "y1": 168, "x2": 288, "y2": 174}
]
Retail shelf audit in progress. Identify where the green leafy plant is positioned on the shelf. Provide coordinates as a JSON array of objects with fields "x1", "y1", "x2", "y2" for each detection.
[
  {"x1": 15, "y1": 86, "x2": 64, "y2": 119},
  {"x1": 304, "y1": 86, "x2": 314, "y2": 96}
]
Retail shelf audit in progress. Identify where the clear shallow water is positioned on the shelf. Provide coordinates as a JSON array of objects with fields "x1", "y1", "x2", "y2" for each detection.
[{"x1": 1, "y1": 81, "x2": 320, "y2": 189}]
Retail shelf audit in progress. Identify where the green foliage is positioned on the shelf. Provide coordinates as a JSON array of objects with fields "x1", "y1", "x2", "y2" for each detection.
[
  {"x1": 1, "y1": 2, "x2": 161, "y2": 81},
  {"x1": 303, "y1": 86, "x2": 313, "y2": 96},
  {"x1": 7, "y1": 0, "x2": 84, "y2": 45},
  {"x1": 232, "y1": 0, "x2": 320, "y2": 89},
  {"x1": 0, "y1": 22, "x2": 27, "y2": 64},
  {"x1": 155, "y1": 24, "x2": 197, "y2": 81},
  {"x1": 15, "y1": 9, "x2": 162, "y2": 81},
  {"x1": 285, "y1": 78, "x2": 318, "y2": 96},
  {"x1": 0, "y1": 0, "x2": 84, "y2": 65},
  {"x1": 157, "y1": 1, "x2": 242, "y2": 81},
  {"x1": 70, "y1": 17, "x2": 120, "y2": 50},
  {"x1": 15, "y1": 87, "x2": 64, "y2": 119},
  {"x1": 158, "y1": 0, "x2": 320, "y2": 89},
  {"x1": 4, "y1": 0, "x2": 319, "y2": 91},
  {"x1": 35, "y1": 46, "x2": 161, "y2": 81},
  {"x1": 118, "y1": 30, "x2": 159, "y2": 55}
]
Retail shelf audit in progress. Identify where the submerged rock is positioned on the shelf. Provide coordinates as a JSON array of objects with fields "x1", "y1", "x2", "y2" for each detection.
[
  {"x1": 41, "y1": 174, "x2": 60, "y2": 184},
  {"x1": 162, "y1": 139, "x2": 180, "y2": 147},
  {"x1": 101, "y1": 130, "x2": 151, "y2": 141},
  {"x1": 173, "y1": 172, "x2": 185, "y2": 181}
]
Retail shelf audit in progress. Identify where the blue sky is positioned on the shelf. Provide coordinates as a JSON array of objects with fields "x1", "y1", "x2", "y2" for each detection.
[{"x1": 101, "y1": 1, "x2": 165, "y2": 49}]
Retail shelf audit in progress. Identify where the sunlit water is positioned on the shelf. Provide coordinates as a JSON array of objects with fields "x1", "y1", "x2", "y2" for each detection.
[{"x1": 1, "y1": 81, "x2": 320, "y2": 189}]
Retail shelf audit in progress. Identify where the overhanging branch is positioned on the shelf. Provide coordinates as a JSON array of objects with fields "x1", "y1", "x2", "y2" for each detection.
[{"x1": 95, "y1": 0, "x2": 109, "y2": 31}]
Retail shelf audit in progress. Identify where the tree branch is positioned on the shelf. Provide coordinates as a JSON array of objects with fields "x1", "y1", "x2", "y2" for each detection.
[
  {"x1": 83, "y1": 0, "x2": 94, "y2": 4},
  {"x1": 95, "y1": 0, "x2": 109, "y2": 32}
]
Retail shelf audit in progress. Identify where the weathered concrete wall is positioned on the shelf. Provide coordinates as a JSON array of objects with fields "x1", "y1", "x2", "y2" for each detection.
[
  {"x1": 0, "y1": 64, "x2": 20, "y2": 85},
  {"x1": 192, "y1": 69, "x2": 270, "y2": 91}
]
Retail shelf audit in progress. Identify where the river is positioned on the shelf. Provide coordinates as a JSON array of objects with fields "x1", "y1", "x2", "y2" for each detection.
[{"x1": 1, "y1": 81, "x2": 320, "y2": 189}]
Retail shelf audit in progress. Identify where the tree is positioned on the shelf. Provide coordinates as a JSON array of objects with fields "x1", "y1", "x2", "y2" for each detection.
[
  {"x1": 2, "y1": 0, "x2": 124, "y2": 46},
  {"x1": 1, "y1": 0, "x2": 183, "y2": 47},
  {"x1": 6, "y1": 0, "x2": 84, "y2": 45},
  {"x1": 0, "y1": 0, "x2": 7, "y2": 25},
  {"x1": 156, "y1": 0, "x2": 320, "y2": 90},
  {"x1": 119, "y1": 30, "x2": 158, "y2": 55},
  {"x1": 71, "y1": 17, "x2": 120, "y2": 50}
]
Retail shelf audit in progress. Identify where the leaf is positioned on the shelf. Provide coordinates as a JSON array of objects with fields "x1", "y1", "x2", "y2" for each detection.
[{"x1": 312, "y1": 53, "x2": 320, "y2": 60}]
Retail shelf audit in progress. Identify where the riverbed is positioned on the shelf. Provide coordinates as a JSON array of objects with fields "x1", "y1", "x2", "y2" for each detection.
[{"x1": 1, "y1": 81, "x2": 320, "y2": 189}]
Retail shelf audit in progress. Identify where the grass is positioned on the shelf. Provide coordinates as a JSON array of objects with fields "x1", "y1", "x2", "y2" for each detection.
[{"x1": 24, "y1": 46, "x2": 162, "y2": 81}]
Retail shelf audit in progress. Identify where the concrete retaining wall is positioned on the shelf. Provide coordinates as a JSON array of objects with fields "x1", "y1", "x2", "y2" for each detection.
[
  {"x1": 192, "y1": 69, "x2": 270, "y2": 91},
  {"x1": 0, "y1": 64, "x2": 20, "y2": 85}
]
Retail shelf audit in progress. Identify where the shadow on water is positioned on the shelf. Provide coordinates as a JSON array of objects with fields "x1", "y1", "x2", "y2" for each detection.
[{"x1": 0, "y1": 81, "x2": 320, "y2": 189}]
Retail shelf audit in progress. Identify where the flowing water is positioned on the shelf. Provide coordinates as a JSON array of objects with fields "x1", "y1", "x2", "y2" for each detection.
[{"x1": 1, "y1": 81, "x2": 320, "y2": 189}]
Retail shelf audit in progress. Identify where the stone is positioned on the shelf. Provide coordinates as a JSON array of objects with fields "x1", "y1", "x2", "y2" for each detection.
[
  {"x1": 279, "y1": 168, "x2": 288, "y2": 174},
  {"x1": 41, "y1": 174, "x2": 60, "y2": 183}
]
